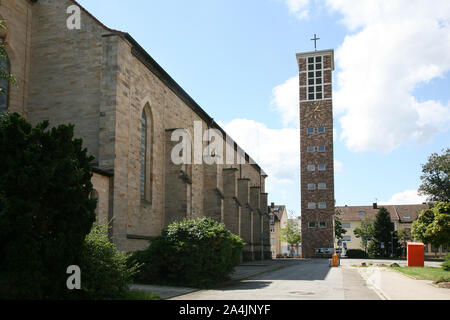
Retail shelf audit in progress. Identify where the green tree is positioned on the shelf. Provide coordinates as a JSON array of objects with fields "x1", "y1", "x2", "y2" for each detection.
[
  {"x1": 370, "y1": 207, "x2": 395, "y2": 257},
  {"x1": 0, "y1": 113, "x2": 97, "y2": 299},
  {"x1": 353, "y1": 219, "x2": 375, "y2": 253},
  {"x1": 334, "y1": 208, "x2": 347, "y2": 240},
  {"x1": 418, "y1": 148, "x2": 450, "y2": 202},
  {"x1": 280, "y1": 218, "x2": 301, "y2": 256},
  {"x1": 397, "y1": 228, "x2": 412, "y2": 257},
  {"x1": 412, "y1": 202, "x2": 450, "y2": 256}
]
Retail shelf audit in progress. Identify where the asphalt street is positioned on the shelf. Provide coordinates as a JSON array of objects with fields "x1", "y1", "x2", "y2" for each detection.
[{"x1": 171, "y1": 259, "x2": 381, "y2": 300}]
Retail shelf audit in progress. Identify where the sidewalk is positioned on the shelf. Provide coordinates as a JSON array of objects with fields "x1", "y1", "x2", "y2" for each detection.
[
  {"x1": 131, "y1": 259, "x2": 302, "y2": 300},
  {"x1": 356, "y1": 266, "x2": 450, "y2": 300}
]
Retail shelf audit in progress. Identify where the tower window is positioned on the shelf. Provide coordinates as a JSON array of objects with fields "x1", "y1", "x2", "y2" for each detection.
[
  {"x1": 307, "y1": 184, "x2": 316, "y2": 191},
  {"x1": 308, "y1": 94, "x2": 315, "y2": 100},
  {"x1": 318, "y1": 164, "x2": 326, "y2": 171},
  {"x1": 308, "y1": 64, "x2": 314, "y2": 71},
  {"x1": 319, "y1": 222, "x2": 327, "y2": 228},
  {"x1": 307, "y1": 165, "x2": 315, "y2": 171},
  {"x1": 318, "y1": 202, "x2": 327, "y2": 209},
  {"x1": 308, "y1": 221, "x2": 317, "y2": 228},
  {"x1": 316, "y1": 56, "x2": 322, "y2": 63},
  {"x1": 318, "y1": 183, "x2": 326, "y2": 190},
  {"x1": 308, "y1": 57, "x2": 314, "y2": 63},
  {"x1": 307, "y1": 128, "x2": 315, "y2": 134},
  {"x1": 318, "y1": 145, "x2": 326, "y2": 152},
  {"x1": 308, "y1": 202, "x2": 316, "y2": 209},
  {"x1": 318, "y1": 127, "x2": 325, "y2": 133},
  {"x1": 307, "y1": 146, "x2": 315, "y2": 153}
]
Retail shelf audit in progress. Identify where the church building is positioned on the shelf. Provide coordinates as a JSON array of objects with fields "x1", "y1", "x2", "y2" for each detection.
[{"x1": 1, "y1": 0, "x2": 271, "y2": 260}]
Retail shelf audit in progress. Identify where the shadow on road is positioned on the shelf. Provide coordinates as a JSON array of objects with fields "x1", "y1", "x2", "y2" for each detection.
[{"x1": 220, "y1": 281, "x2": 273, "y2": 291}]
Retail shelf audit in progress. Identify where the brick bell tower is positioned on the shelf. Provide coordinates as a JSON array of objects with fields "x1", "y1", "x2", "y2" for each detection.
[{"x1": 297, "y1": 46, "x2": 336, "y2": 258}]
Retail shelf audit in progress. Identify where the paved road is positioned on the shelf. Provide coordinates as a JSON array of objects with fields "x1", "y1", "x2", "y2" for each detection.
[{"x1": 171, "y1": 259, "x2": 381, "y2": 300}]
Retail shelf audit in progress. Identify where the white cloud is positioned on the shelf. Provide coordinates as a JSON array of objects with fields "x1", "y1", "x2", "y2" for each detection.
[
  {"x1": 380, "y1": 189, "x2": 427, "y2": 205},
  {"x1": 271, "y1": 76, "x2": 299, "y2": 127},
  {"x1": 284, "y1": 0, "x2": 450, "y2": 153},
  {"x1": 329, "y1": 0, "x2": 450, "y2": 152},
  {"x1": 219, "y1": 119, "x2": 300, "y2": 191},
  {"x1": 285, "y1": 0, "x2": 311, "y2": 19},
  {"x1": 334, "y1": 160, "x2": 343, "y2": 173}
]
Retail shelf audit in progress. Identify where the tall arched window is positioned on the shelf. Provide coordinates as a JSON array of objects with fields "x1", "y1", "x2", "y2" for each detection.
[
  {"x1": 0, "y1": 50, "x2": 9, "y2": 113},
  {"x1": 140, "y1": 104, "x2": 153, "y2": 202}
]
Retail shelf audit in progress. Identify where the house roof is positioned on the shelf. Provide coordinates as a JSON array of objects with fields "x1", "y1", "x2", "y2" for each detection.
[
  {"x1": 270, "y1": 205, "x2": 286, "y2": 221},
  {"x1": 336, "y1": 204, "x2": 428, "y2": 223}
]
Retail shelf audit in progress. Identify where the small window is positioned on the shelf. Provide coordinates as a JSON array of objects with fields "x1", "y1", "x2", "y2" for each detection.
[
  {"x1": 342, "y1": 236, "x2": 351, "y2": 241},
  {"x1": 308, "y1": 94, "x2": 315, "y2": 100},
  {"x1": 318, "y1": 202, "x2": 327, "y2": 209},
  {"x1": 307, "y1": 146, "x2": 315, "y2": 153},
  {"x1": 308, "y1": 72, "x2": 314, "y2": 78},
  {"x1": 318, "y1": 164, "x2": 326, "y2": 171},
  {"x1": 316, "y1": 86, "x2": 322, "y2": 92},
  {"x1": 308, "y1": 86, "x2": 315, "y2": 93},
  {"x1": 308, "y1": 79, "x2": 314, "y2": 85},
  {"x1": 270, "y1": 228, "x2": 275, "y2": 233},
  {"x1": 318, "y1": 145, "x2": 325, "y2": 152},
  {"x1": 342, "y1": 223, "x2": 351, "y2": 229},
  {"x1": 358, "y1": 211, "x2": 365, "y2": 215},
  {"x1": 307, "y1": 165, "x2": 315, "y2": 172},
  {"x1": 319, "y1": 222, "x2": 327, "y2": 228},
  {"x1": 316, "y1": 78, "x2": 322, "y2": 84},
  {"x1": 308, "y1": 202, "x2": 316, "y2": 209},
  {"x1": 318, "y1": 127, "x2": 325, "y2": 133},
  {"x1": 316, "y1": 64, "x2": 322, "y2": 70},
  {"x1": 318, "y1": 183, "x2": 326, "y2": 190},
  {"x1": 316, "y1": 93, "x2": 323, "y2": 100},
  {"x1": 307, "y1": 128, "x2": 315, "y2": 134},
  {"x1": 308, "y1": 64, "x2": 314, "y2": 71},
  {"x1": 404, "y1": 216, "x2": 411, "y2": 220},
  {"x1": 307, "y1": 184, "x2": 316, "y2": 191},
  {"x1": 316, "y1": 71, "x2": 322, "y2": 77},
  {"x1": 308, "y1": 57, "x2": 314, "y2": 64},
  {"x1": 308, "y1": 221, "x2": 317, "y2": 228},
  {"x1": 316, "y1": 56, "x2": 322, "y2": 63}
]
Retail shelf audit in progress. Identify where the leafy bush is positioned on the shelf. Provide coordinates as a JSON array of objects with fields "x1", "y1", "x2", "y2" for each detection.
[
  {"x1": 129, "y1": 217, "x2": 245, "y2": 288},
  {"x1": 71, "y1": 223, "x2": 141, "y2": 300},
  {"x1": 346, "y1": 249, "x2": 369, "y2": 258},
  {"x1": 0, "y1": 113, "x2": 96, "y2": 299},
  {"x1": 442, "y1": 253, "x2": 450, "y2": 271}
]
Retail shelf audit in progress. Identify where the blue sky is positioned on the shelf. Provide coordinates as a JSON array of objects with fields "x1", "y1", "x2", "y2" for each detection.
[{"x1": 77, "y1": 0, "x2": 450, "y2": 216}]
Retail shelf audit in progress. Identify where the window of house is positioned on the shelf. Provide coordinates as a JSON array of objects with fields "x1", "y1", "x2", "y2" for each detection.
[
  {"x1": 342, "y1": 223, "x2": 351, "y2": 229},
  {"x1": 342, "y1": 236, "x2": 351, "y2": 241},
  {"x1": 270, "y1": 228, "x2": 275, "y2": 233},
  {"x1": 307, "y1": 128, "x2": 315, "y2": 134},
  {"x1": 404, "y1": 216, "x2": 411, "y2": 220},
  {"x1": 318, "y1": 126, "x2": 325, "y2": 133},
  {"x1": 318, "y1": 202, "x2": 326, "y2": 209},
  {"x1": 308, "y1": 202, "x2": 316, "y2": 209},
  {"x1": 318, "y1": 145, "x2": 326, "y2": 152},
  {"x1": 319, "y1": 222, "x2": 327, "y2": 228},
  {"x1": 318, "y1": 183, "x2": 326, "y2": 190},
  {"x1": 308, "y1": 221, "x2": 317, "y2": 228},
  {"x1": 0, "y1": 51, "x2": 10, "y2": 113},
  {"x1": 318, "y1": 164, "x2": 326, "y2": 171},
  {"x1": 307, "y1": 146, "x2": 315, "y2": 153},
  {"x1": 358, "y1": 211, "x2": 365, "y2": 215},
  {"x1": 307, "y1": 184, "x2": 316, "y2": 191},
  {"x1": 307, "y1": 164, "x2": 315, "y2": 172}
]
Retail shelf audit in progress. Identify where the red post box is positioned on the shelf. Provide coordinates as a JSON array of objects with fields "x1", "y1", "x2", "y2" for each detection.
[{"x1": 407, "y1": 242, "x2": 424, "y2": 267}]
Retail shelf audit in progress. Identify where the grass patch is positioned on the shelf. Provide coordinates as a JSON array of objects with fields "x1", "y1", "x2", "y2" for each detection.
[
  {"x1": 124, "y1": 290, "x2": 160, "y2": 300},
  {"x1": 390, "y1": 266, "x2": 450, "y2": 281}
]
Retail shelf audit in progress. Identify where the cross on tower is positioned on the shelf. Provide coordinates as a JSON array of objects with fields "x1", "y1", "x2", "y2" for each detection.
[{"x1": 311, "y1": 34, "x2": 320, "y2": 51}]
